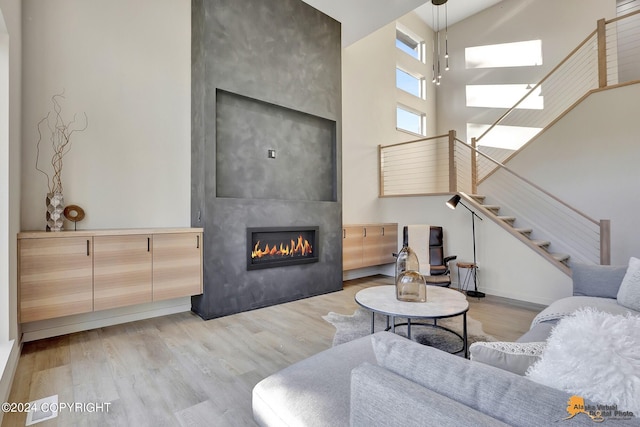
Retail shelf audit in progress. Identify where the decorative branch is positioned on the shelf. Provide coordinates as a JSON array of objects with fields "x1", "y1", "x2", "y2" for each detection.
[{"x1": 34, "y1": 92, "x2": 88, "y2": 194}]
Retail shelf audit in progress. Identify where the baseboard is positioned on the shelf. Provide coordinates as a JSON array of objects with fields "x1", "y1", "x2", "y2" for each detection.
[
  {"x1": 21, "y1": 298, "x2": 192, "y2": 342},
  {"x1": 0, "y1": 339, "x2": 21, "y2": 424},
  {"x1": 479, "y1": 285, "x2": 555, "y2": 307},
  {"x1": 343, "y1": 264, "x2": 394, "y2": 281}
]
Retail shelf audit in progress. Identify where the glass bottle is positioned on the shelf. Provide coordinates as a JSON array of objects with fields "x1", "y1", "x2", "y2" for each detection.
[
  {"x1": 395, "y1": 244, "x2": 427, "y2": 302},
  {"x1": 395, "y1": 244, "x2": 419, "y2": 281}
]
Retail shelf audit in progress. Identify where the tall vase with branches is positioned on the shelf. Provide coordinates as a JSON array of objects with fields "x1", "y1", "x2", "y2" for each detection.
[{"x1": 35, "y1": 93, "x2": 88, "y2": 231}]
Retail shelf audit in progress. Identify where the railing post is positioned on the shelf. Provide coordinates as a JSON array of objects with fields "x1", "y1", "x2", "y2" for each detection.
[
  {"x1": 448, "y1": 130, "x2": 457, "y2": 192},
  {"x1": 378, "y1": 144, "x2": 384, "y2": 197},
  {"x1": 600, "y1": 219, "x2": 611, "y2": 265},
  {"x1": 597, "y1": 18, "x2": 607, "y2": 88},
  {"x1": 471, "y1": 137, "x2": 478, "y2": 195}
]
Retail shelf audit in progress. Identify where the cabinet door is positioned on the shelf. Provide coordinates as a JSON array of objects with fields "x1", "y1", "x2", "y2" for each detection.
[
  {"x1": 94, "y1": 235, "x2": 152, "y2": 311},
  {"x1": 380, "y1": 224, "x2": 398, "y2": 265},
  {"x1": 362, "y1": 226, "x2": 385, "y2": 267},
  {"x1": 153, "y1": 233, "x2": 202, "y2": 301},
  {"x1": 342, "y1": 226, "x2": 364, "y2": 271},
  {"x1": 19, "y1": 237, "x2": 93, "y2": 323}
]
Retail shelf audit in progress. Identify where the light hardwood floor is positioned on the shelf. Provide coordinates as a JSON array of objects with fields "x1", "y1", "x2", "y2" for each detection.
[{"x1": 2, "y1": 276, "x2": 542, "y2": 427}]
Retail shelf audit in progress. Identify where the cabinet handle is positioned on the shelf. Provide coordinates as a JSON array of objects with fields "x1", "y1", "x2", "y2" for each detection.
[
  {"x1": 382, "y1": 227, "x2": 385, "y2": 236},
  {"x1": 343, "y1": 229, "x2": 346, "y2": 239},
  {"x1": 147, "y1": 237, "x2": 150, "y2": 252},
  {"x1": 86, "y1": 240, "x2": 90, "y2": 256},
  {"x1": 364, "y1": 228, "x2": 367, "y2": 238},
  {"x1": 197, "y1": 235, "x2": 200, "y2": 249}
]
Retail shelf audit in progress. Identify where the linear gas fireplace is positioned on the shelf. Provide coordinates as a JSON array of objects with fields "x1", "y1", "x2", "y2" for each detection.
[{"x1": 247, "y1": 226, "x2": 319, "y2": 270}]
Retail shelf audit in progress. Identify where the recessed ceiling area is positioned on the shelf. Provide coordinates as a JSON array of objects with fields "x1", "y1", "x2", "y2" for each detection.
[{"x1": 301, "y1": 0, "x2": 504, "y2": 46}]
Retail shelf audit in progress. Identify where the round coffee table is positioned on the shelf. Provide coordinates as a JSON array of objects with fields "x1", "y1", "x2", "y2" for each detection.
[{"x1": 355, "y1": 285, "x2": 469, "y2": 358}]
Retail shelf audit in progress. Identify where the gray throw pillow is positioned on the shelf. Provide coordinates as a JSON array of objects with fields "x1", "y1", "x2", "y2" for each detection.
[
  {"x1": 469, "y1": 341, "x2": 546, "y2": 376},
  {"x1": 617, "y1": 257, "x2": 640, "y2": 311},
  {"x1": 572, "y1": 263, "x2": 626, "y2": 298}
]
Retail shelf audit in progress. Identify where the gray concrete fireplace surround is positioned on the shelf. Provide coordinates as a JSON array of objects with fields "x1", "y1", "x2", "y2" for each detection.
[{"x1": 191, "y1": 0, "x2": 343, "y2": 319}]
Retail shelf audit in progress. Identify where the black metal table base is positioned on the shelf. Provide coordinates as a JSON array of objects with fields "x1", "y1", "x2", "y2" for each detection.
[{"x1": 371, "y1": 313, "x2": 469, "y2": 358}]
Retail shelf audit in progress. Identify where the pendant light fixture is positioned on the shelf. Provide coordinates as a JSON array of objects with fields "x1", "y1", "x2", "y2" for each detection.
[{"x1": 431, "y1": 0, "x2": 449, "y2": 86}]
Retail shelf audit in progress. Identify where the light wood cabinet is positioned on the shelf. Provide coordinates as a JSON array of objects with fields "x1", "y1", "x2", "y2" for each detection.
[
  {"x1": 342, "y1": 223, "x2": 398, "y2": 271},
  {"x1": 94, "y1": 234, "x2": 153, "y2": 311},
  {"x1": 19, "y1": 236, "x2": 94, "y2": 323},
  {"x1": 18, "y1": 228, "x2": 203, "y2": 323},
  {"x1": 342, "y1": 226, "x2": 365, "y2": 271},
  {"x1": 153, "y1": 233, "x2": 203, "y2": 301}
]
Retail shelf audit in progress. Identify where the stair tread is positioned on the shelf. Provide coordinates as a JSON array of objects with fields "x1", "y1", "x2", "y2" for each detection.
[
  {"x1": 483, "y1": 205, "x2": 501, "y2": 210},
  {"x1": 531, "y1": 240, "x2": 551, "y2": 247},
  {"x1": 498, "y1": 216, "x2": 516, "y2": 221},
  {"x1": 515, "y1": 228, "x2": 533, "y2": 233},
  {"x1": 552, "y1": 253, "x2": 570, "y2": 262}
]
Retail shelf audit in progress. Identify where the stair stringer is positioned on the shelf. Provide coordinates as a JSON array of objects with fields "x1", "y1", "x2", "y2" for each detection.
[{"x1": 458, "y1": 192, "x2": 572, "y2": 277}]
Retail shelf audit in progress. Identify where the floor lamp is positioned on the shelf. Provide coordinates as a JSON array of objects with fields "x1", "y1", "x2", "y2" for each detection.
[{"x1": 446, "y1": 195, "x2": 485, "y2": 298}]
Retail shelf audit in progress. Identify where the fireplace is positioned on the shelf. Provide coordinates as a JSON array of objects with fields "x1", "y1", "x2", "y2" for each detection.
[{"x1": 247, "y1": 226, "x2": 319, "y2": 270}]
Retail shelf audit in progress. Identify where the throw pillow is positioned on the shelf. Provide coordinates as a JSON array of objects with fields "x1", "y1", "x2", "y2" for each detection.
[
  {"x1": 572, "y1": 263, "x2": 627, "y2": 298},
  {"x1": 617, "y1": 257, "x2": 640, "y2": 311},
  {"x1": 526, "y1": 308, "x2": 640, "y2": 414},
  {"x1": 469, "y1": 341, "x2": 546, "y2": 376}
]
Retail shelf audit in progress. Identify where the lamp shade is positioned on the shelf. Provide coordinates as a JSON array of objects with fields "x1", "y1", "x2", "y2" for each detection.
[{"x1": 446, "y1": 195, "x2": 461, "y2": 210}]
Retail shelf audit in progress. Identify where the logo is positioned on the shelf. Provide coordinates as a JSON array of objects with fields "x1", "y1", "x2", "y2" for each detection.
[{"x1": 564, "y1": 396, "x2": 635, "y2": 423}]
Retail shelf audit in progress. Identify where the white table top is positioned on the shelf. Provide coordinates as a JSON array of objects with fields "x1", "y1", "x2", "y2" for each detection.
[{"x1": 355, "y1": 285, "x2": 469, "y2": 319}]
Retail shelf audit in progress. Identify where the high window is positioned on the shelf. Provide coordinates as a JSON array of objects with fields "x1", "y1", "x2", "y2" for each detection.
[
  {"x1": 396, "y1": 28, "x2": 424, "y2": 62},
  {"x1": 465, "y1": 40, "x2": 542, "y2": 69},
  {"x1": 396, "y1": 68, "x2": 425, "y2": 99},
  {"x1": 397, "y1": 105, "x2": 426, "y2": 136}
]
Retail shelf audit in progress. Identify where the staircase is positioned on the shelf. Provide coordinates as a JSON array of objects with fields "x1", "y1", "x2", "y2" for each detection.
[{"x1": 463, "y1": 193, "x2": 572, "y2": 275}]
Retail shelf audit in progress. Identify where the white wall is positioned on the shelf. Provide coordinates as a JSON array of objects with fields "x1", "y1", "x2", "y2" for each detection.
[
  {"x1": 18, "y1": 0, "x2": 191, "y2": 341},
  {"x1": 500, "y1": 84, "x2": 640, "y2": 265},
  {"x1": 342, "y1": 12, "x2": 436, "y2": 224},
  {"x1": 22, "y1": 0, "x2": 191, "y2": 231},
  {"x1": 0, "y1": 0, "x2": 21, "y2": 410}
]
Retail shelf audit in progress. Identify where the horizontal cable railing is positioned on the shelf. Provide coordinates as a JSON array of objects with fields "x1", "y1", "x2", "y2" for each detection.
[
  {"x1": 456, "y1": 138, "x2": 606, "y2": 266},
  {"x1": 606, "y1": 10, "x2": 640, "y2": 84},
  {"x1": 475, "y1": 11, "x2": 640, "y2": 183},
  {"x1": 379, "y1": 133, "x2": 452, "y2": 196},
  {"x1": 474, "y1": 30, "x2": 599, "y2": 181},
  {"x1": 378, "y1": 133, "x2": 610, "y2": 266}
]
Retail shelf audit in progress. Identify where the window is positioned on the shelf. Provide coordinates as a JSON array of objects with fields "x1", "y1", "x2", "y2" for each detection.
[
  {"x1": 467, "y1": 123, "x2": 542, "y2": 151},
  {"x1": 397, "y1": 105, "x2": 426, "y2": 136},
  {"x1": 396, "y1": 28, "x2": 424, "y2": 62},
  {"x1": 396, "y1": 68, "x2": 425, "y2": 99},
  {"x1": 466, "y1": 84, "x2": 544, "y2": 109},
  {"x1": 465, "y1": 40, "x2": 542, "y2": 69}
]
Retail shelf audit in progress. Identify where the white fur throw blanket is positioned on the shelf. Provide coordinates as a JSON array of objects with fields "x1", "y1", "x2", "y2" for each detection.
[{"x1": 526, "y1": 308, "x2": 640, "y2": 415}]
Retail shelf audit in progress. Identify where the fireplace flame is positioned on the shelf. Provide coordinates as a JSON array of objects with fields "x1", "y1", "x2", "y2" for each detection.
[{"x1": 252, "y1": 235, "x2": 313, "y2": 259}]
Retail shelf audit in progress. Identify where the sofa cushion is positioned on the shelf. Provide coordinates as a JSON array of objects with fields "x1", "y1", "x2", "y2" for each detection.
[
  {"x1": 617, "y1": 257, "x2": 640, "y2": 311},
  {"x1": 252, "y1": 333, "x2": 376, "y2": 427},
  {"x1": 516, "y1": 321, "x2": 556, "y2": 343},
  {"x1": 526, "y1": 308, "x2": 640, "y2": 415},
  {"x1": 469, "y1": 341, "x2": 546, "y2": 376},
  {"x1": 572, "y1": 263, "x2": 626, "y2": 298},
  {"x1": 350, "y1": 362, "x2": 509, "y2": 427},
  {"x1": 371, "y1": 332, "x2": 607, "y2": 426},
  {"x1": 531, "y1": 296, "x2": 637, "y2": 327}
]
